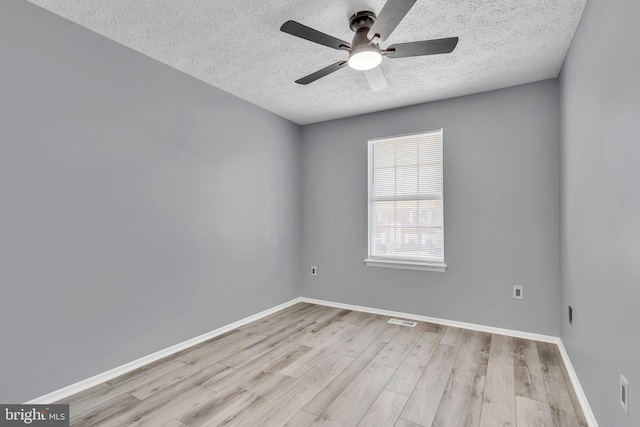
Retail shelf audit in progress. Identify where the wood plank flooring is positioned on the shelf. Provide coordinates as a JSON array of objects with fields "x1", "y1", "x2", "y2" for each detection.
[{"x1": 58, "y1": 303, "x2": 587, "y2": 427}]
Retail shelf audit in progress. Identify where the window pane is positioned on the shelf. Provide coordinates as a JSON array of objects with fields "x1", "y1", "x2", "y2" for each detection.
[
  {"x1": 396, "y1": 166, "x2": 418, "y2": 195},
  {"x1": 418, "y1": 228, "x2": 444, "y2": 260},
  {"x1": 418, "y1": 164, "x2": 442, "y2": 195},
  {"x1": 373, "y1": 141, "x2": 396, "y2": 167},
  {"x1": 418, "y1": 200, "x2": 443, "y2": 227},
  {"x1": 372, "y1": 201, "x2": 395, "y2": 227},
  {"x1": 396, "y1": 139, "x2": 417, "y2": 166},
  {"x1": 373, "y1": 167, "x2": 395, "y2": 197}
]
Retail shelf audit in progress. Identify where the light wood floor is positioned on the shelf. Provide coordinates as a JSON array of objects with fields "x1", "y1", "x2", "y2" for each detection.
[{"x1": 58, "y1": 303, "x2": 588, "y2": 427}]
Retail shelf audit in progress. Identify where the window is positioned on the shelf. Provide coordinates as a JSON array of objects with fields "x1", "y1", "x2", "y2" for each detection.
[{"x1": 365, "y1": 129, "x2": 446, "y2": 272}]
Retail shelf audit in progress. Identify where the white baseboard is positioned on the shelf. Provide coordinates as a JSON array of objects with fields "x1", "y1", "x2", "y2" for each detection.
[
  {"x1": 25, "y1": 295, "x2": 597, "y2": 427},
  {"x1": 25, "y1": 297, "x2": 303, "y2": 404},
  {"x1": 299, "y1": 297, "x2": 559, "y2": 343},
  {"x1": 556, "y1": 340, "x2": 599, "y2": 427},
  {"x1": 300, "y1": 297, "x2": 598, "y2": 427}
]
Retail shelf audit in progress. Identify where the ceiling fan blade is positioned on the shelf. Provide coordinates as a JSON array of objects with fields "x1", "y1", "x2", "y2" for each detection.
[
  {"x1": 281, "y1": 21, "x2": 351, "y2": 50},
  {"x1": 368, "y1": 0, "x2": 417, "y2": 42},
  {"x1": 386, "y1": 37, "x2": 459, "y2": 58},
  {"x1": 295, "y1": 61, "x2": 348, "y2": 85},
  {"x1": 364, "y1": 66, "x2": 388, "y2": 92}
]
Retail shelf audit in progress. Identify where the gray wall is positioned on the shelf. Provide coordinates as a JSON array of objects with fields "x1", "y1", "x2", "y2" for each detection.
[
  {"x1": 0, "y1": 1, "x2": 301, "y2": 403},
  {"x1": 300, "y1": 80, "x2": 561, "y2": 336},
  {"x1": 560, "y1": 0, "x2": 640, "y2": 425}
]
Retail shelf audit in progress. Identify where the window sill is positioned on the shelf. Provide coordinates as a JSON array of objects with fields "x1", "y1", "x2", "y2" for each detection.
[{"x1": 364, "y1": 259, "x2": 447, "y2": 272}]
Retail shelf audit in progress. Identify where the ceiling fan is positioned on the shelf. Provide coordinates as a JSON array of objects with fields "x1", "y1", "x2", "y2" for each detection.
[{"x1": 280, "y1": 0, "x2": 459, "y2": 92}]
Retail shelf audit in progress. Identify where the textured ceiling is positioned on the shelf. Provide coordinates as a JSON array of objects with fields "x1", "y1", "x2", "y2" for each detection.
[{"x1": 28, "y1": 0, "x2": 586, "y2": 125}]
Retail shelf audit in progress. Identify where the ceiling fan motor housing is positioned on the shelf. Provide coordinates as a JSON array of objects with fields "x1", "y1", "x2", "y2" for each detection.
[
  {"x1": 349, "y1": 11, "x2": 376, "y2": 32},
  {"x1": 348, "y1": 11, "x2": 382, "y2": 70}
]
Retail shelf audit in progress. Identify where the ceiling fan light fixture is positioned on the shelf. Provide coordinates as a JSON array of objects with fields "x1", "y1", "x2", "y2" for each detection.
[
  {"x1": 281, "y1": 1, "x2": 458, "y2": 88},
  {"x1": 348, "y1": 46, "x2": 382, "y2": 71}
]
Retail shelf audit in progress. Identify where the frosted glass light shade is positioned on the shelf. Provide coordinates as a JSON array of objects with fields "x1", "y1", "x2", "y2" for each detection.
[{"x1": 348, "y1": 48, "x2": 382, "y2": 71}]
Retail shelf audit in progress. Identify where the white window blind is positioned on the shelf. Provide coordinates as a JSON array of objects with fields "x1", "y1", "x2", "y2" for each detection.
[{"x1": 366, "y1": 129, "x2": 446, "y2": 271}]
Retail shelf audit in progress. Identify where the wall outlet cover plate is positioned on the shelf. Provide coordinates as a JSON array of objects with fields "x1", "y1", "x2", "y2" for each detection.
[
  {"x1": 513, "y1": 285, "x2": 524, "y2": 299},
  {"x1": 621, "y1": 375, "x2": 630, "y2": 414}
]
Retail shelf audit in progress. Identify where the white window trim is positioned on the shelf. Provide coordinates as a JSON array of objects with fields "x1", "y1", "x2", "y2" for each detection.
[
  {"x1": 365, "y1": 129, "x2": 446, "y2": 272},
  {"x1": 364, "y1": 258, "x2": 447, "y2": 272}
]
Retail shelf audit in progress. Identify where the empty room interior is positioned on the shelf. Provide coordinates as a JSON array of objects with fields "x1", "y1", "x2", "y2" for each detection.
[{"x1": 1, "y1": 0, "x2": 638, "y2": 426}]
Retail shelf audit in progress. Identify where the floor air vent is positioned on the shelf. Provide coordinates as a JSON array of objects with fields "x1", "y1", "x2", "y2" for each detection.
[{"x1": 388, "y1": 318, "x2": 417, "y2": 327}]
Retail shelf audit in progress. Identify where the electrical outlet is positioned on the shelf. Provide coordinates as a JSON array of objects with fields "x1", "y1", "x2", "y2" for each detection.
[
  {"x1": 311, "y1": 266, "x2": 317, "y2": 276},
  {"x1": 513, "y1": 286, "x2": 523, "y2": 299},
  {"x1": 621, "y1": 375, "x2": 629, "y2": 414},
  {"x1": 569, "y1": 306, "x2": 573, "y2": 325}
]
